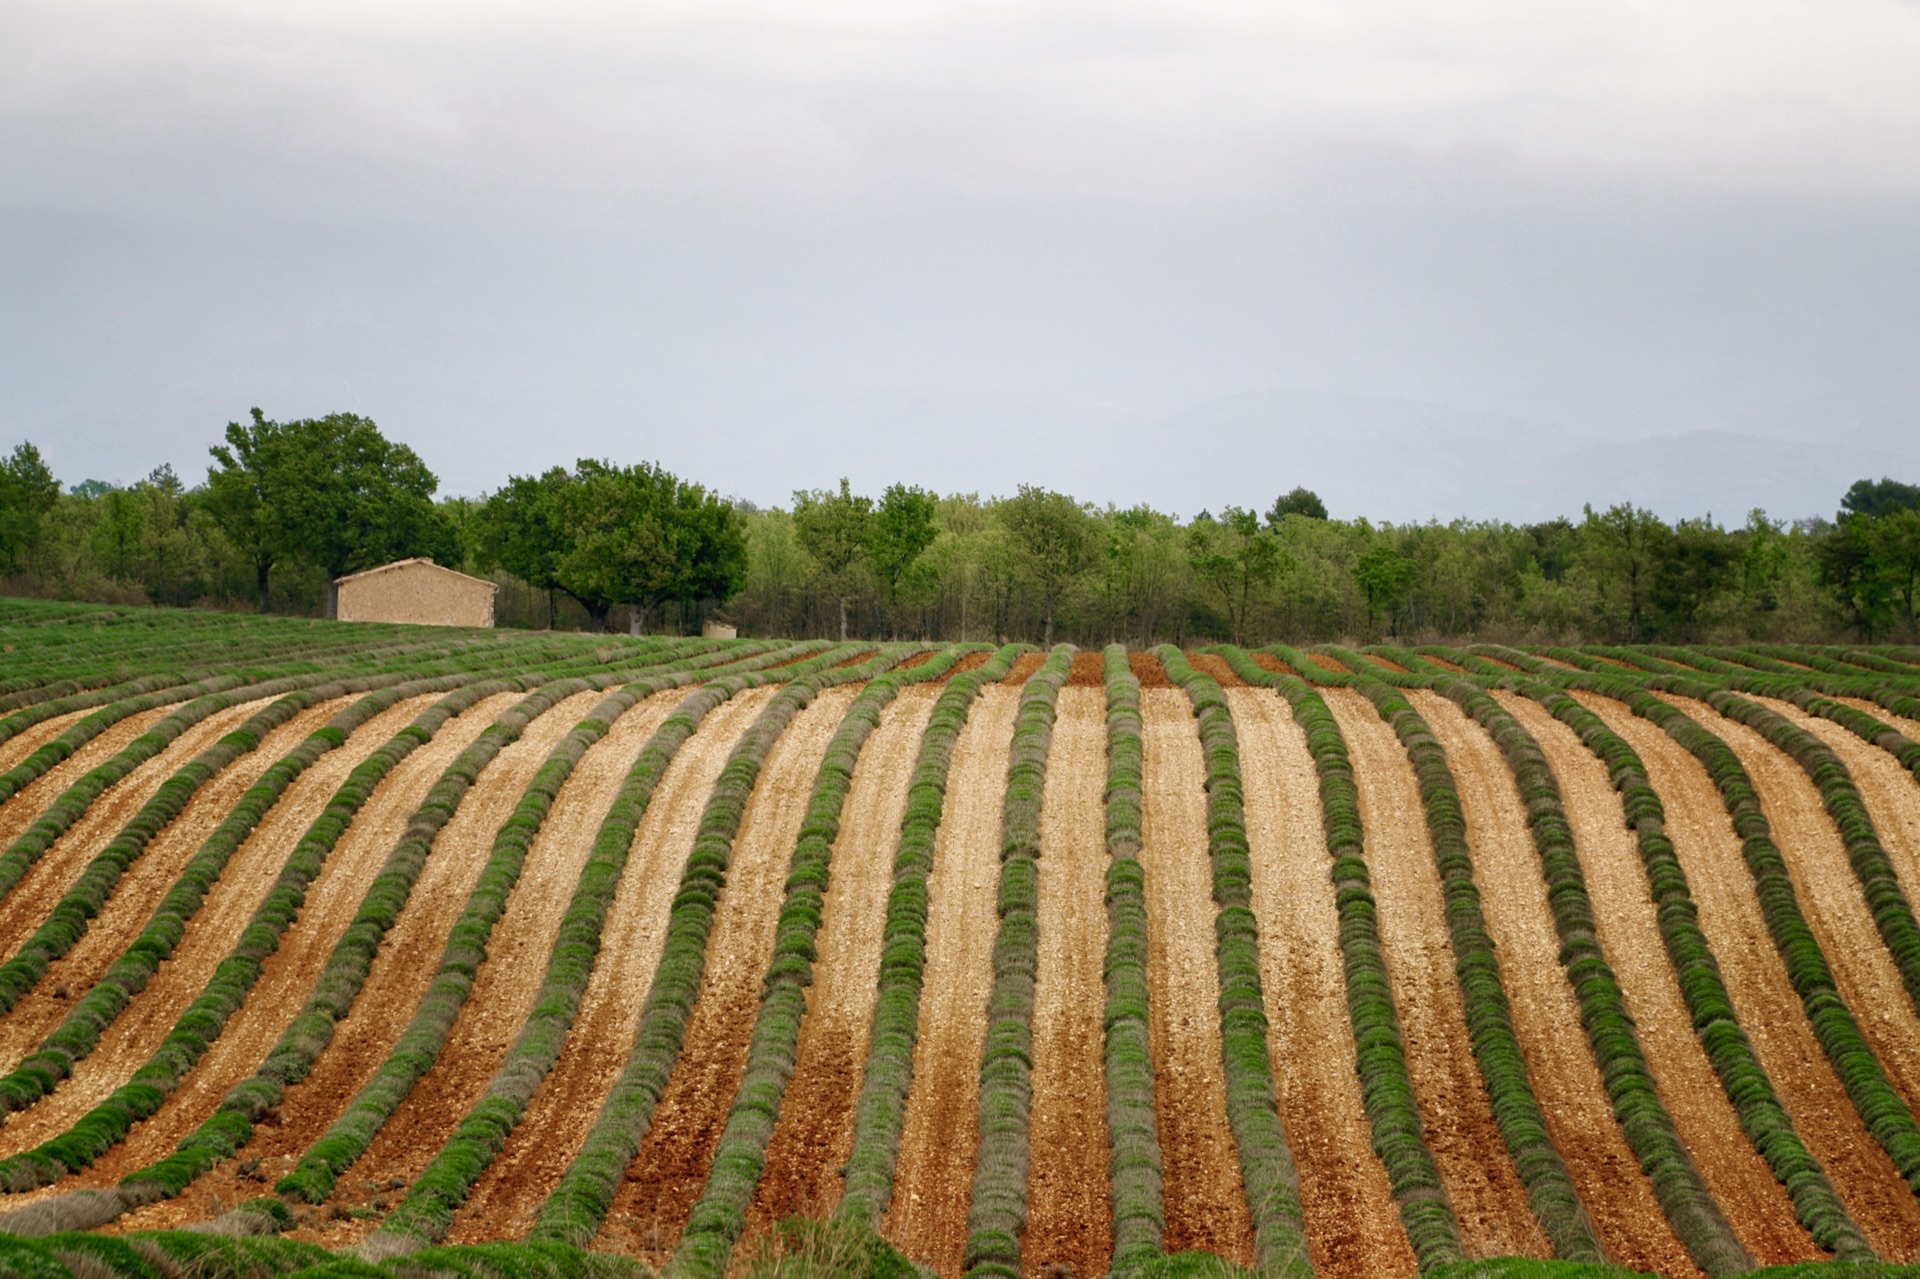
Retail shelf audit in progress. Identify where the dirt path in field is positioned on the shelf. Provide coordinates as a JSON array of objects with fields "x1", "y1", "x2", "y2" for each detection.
[
  {"x1": 881, "y1": 684, "x2": 1020, "y2": 1276},
  {"x1": 1496, "y1": 693, "x2": 1819, "y2": 1264},
  {"x1": 314, "y1": 689, "x2": 692, "y2": 1239},
  {"x1": 1837, "y1": 698, "x2": 1920, "y2": 742},
  {"x1": 72, "y1": 691, "x2": 529, "y2": 1228},
  {"x1": 596, "y1": 686, "x2": 861, "y2": 1263},
  {"x1": 1661, "y1": 696, "x2": 1920, "y2": 1122},
  {"x1": 1572, "y1": 692, "x2": 1920, "y2": 1260},
  {"x1": 0, "y1": 697, "x2": 278, "y2": 987},
  {"x1": 1022, "y1": 686, "x2": 1113, "y2": 1279},
  {"x1": 0, "y1": 697, "x2": 353, "y2": 1088},
  {"x1": 186, "y1": 689, "x2": 608, "y2": 1184},
  {"x1": 0, "y1": 695, "x2": 443, "y2": 1153},
  {"x1": 444, "y1": 686, "x2": 779, "y2": 1245},
  {"x1": 1228, "y1": 688, "x2": 1416, "y2": 1279},
  {"x1": 0, "y1": 708, "x2": 177, "y2": 849},
  {"x1": 0, "y1": 709, "x2": 94, "y2": 779},
  {"x1": 1321, "y1": 690, "x2": 1545, "y2": 1259},
  {"x1": 1132, "y1": 687, "x2": 1254, "y2": 1265},
  {"x1": 1410, "y1": 690, "x2": 1696, "y2": 1277},
  {"x1": 1758, "y1": 696, "x2": 1920, "y2": 926},
  {"x1": 1003, "y1": 653, "x2": 1046, "y2": 686},
  {"x1": 1187, "y1": 654, "x2": 1245, "y2": 687},
  {"x1": 748, "y1": 686, "x2": 940, "y2": 1231}
]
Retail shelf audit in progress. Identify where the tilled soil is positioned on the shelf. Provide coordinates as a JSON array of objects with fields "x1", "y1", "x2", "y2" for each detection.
[
  {"x1": 1002, "y1": 653, "x2": 1046, "y2": 686},
  {"x1": 1573, "y1": 692, "x2": 1920, "y2": 1259},
  {"x1": 0, "y1": 695, "x2": 391, "y2": 1139},
  {"x1": 82, "y1": 691, "x2": 530, "y2": 1227},
  {"x1": 1496, "y1": 692, "x2": 1819, "y2": 1264},
  {"x1": 1187, "y1": 654, "x2": 1244, "y2": 688},
  {"x1": 1133, "y1": 687, "x2": 1253, "y2": 1265},
  {"x1": 1321, "y1": 691, "x2": 1545, "y2": 1258},
  {"x1": 1836, "y1": 697, "x2": 1920, "y2": 743},
  {"x1": 1023, "y1": 686, "x2": 1113, "y2": 1279},
  {"x1": 207, "y1": 689, "x2": 608, "y2": 1210},
  {"x1": 882, "y1": 684, "x2": 1020, "y2": 1276},
  {"x1": 316, "y1": 689, "x2": 692, "y2": 1240},
  {"x1": 748, "y1": 686, "x2": 940, "y2": 1230},
  {"x1": 0, "y1": 697, "x2": 279, "y2": 990},
  {"x1": 1129, "y1": 653, "x2": 1172, "y2": 688},
  {"x1": 1410, "y1": 690, "x2": 1696, "y2": 1278},
  {"x1": 596, "y1": 685, "x2": 862, "y2": 1263},
  {"x1": 0, "y1": 709, "x2": 95, "y2": 780},
  {"x1": 1660, "y1": 696, "x2": 1920, "y2": 1123},
  {"x1": 444, "y1": 686, "x2": 780, "y2": 1244},
  {"x1": 1227, "y1": 688, "x2": 1416, "y2": 1279},
  {"x1": 0, "y1": 706, "x2": 178, "y2": 853},
  {"x1": 1763, "y1": 697, "x2": 1920, "y2": 904}
]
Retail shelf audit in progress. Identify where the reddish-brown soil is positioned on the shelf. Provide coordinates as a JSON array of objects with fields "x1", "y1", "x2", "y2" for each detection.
[
  {"x1": 832, "y1": 651, "x2": 881, "y2": 670},
  {"x1": 0, "y1": 694, "x2": 375, "y2": 1134},
  {"x1": 937, "y1": 651, "x2": 991, "y2": 682},
  {"x1": 1321, "y1": 691, "x2": 1545, "y2": 1258},
  {"x1": 0, "y1": 707, "x2": 178, "y2": 854},
  {"x1": 444, "y1": 686, "x2": 780, "y2": 1244},
  {"x1": 80, "y1": 691, "x2": 530, "y2": 1226},
  {"x1": 1421, "y1": 654, "x2": 1467, "y2": 673},
  {"x1": 1128, "y1": 653, "x2": 1172, "y2": 688},
  {"x1": 1497, "y1": 693, "x2": 1819, "y2": 1264},
  {"x1": 1186, "y1": 653, "x2": 1245, "y2": 688},
  {"x1": 1134, "y1": 687, "x2": 1253, "y2": 1265},
  {"x1": 181, "y1": 689, "x2": 608, "y2": 1209},
  {"x1": 1410, "y1": 690, "x2": 1697, "y2": 1277},
  {"x1": 1001, "y1": 652, "x2": 1046, "y2": 686},
  {"x1": 0, "y1": 695, "x2": 444, "y2": 1155},
  {"x1": 1304, "y1": 654, "x2": 1350, "y2": 674},
  {"x1": 315, "y1": 688, "x2": 692, "y2": 1240},
  {"x1": 1479, "y1": 655, "x2": 1528, "y2": 672},
  {"x1": 1248, "y1": 653, "x2": 1295, "y2": 677},
  {"x1": 1023, "y1": 686, "x2": 1113, "y2": 1279},
  {"x1": 1228, "y1": 689, "x2": 1415, "y2": 1278},
  {"x1": 881, "y1": 684, "x2": 1019, "y2": 1275},
  {"x1": 1572, "y1": 692, "x2": 1920, "y2": 1259},
  {"x1": 1064, "y1": 650, "x2": 1105, "y2": 686},
  {"x1": 0, "y1": 709, "x2": 95, "y2": 780},
  {"x1": 0, "y1": 697, "x2": 279, "y2": 984},
  {"x1": 749, "y1": 686, "x2": 941, "y2": 1230},
  {"x1": 1362, "y1": 653, "x2": 1411, "y2": 673},
  {"x1": 1660, "y1": 696, "x2": 1920, "y2": 1122},
  {"x1": 596, "y1": 686, "x2": 860, "y2": 1263}
]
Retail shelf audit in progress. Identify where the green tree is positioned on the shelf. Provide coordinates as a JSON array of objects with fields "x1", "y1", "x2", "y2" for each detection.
[
  {"x1": 1817, "y1": 514, "x2": 1892, "y2": 640},
  {"x1": 1650, "y1": 517, "x2": 1739, "y2": 639},
  {"x1": 477, "y1": 468, "x2": 573, "y2": 628},
  {"x1": 793, "y1": 478, "x2": 873, "y2": 640},
  {"x1": 556, "y1": 459, "x2": 746, "y2": 633},
  {"x1": 1870, "y1": 508, "x2": 1920, "y2": 633},
  {"x1": 1353, "y1": 538, "x2": 1414, "y2": 635},
  {"x1": 1187, "y1": 506, "x2": 1287, "y2": 644},
  {"x1": 1267, "y1": 486, "x2": 1328, "y2": 523},
  {"x1": 1578, "y1": 503, "x2": 1673, "y2": 641},
  {"x1": 996, "y1": 484, "x2": 1096, "y2": 647},
  {"x1": 0, "y1": 443, "x2": 61, "y2": 574},
  {"x1": 1841, "y1": 477, "x2": 1920, "y2": 520},
  {"x1": 865, "y1": 483, "x2": 938, "y2": 637}
]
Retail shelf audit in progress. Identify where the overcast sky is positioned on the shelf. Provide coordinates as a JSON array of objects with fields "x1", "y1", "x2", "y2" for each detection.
[{"x1": 4, "y1": 1, "x2": 1918, "y2": 521}]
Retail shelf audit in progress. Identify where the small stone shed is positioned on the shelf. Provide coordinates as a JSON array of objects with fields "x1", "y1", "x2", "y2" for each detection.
[{"x1": 334, "y1": 558, "x2": 497, "y2": 628}]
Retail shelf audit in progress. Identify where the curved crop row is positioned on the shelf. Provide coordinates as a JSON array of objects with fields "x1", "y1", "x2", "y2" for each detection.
[
  {"x1": 1211, "y1": 645, "x2": 1464, "y2": 1270},
  {"x1": 271, "y1": 643, "x2": 824, "y2": 1207},
  {"x1": 959, "y1": 644, "x2": 1073, "y2": 1279},
  {"x1": 0, "y1": 677, "x2": 454, "y2": 1115},
  {"x1": 1100, "y1": 644, "x2": 1165, "y2": 1273},
  {"x1": 1427, "y1": 677, "x2": 1751, "y2": 1275},
  {"x1": 1152, "y1": 646, "x2": 1312, "y2": 1279},
  {"x1": 0, "y1": 675, "x2": 376, "y2": 1015},
  {"x1": 0, "y1": 677, "x2": 503, "y2": 1198},
  {"x1": 0, "y1": 676, "x2": 189, "y2": 748},
  {"x1": 1303, "y1": 662, "x2": 1602, "y2": 1263},
  {"x1": 831, "y1": 645, "x2": 1026, "y2": 1230},
  {"x1": 1591, "y1": 681, "x2": 1920, "y2": 1200},
  {"x1": 526, "y1": 647, "x2": 918, "y2": 1249},
  {"x1": 372, "y1": 643, "x2": 885, "y2": 1250},
  {"x1": 1485, "y1": 668, "x2": 1874, "y2": 1259},
  {"x1": 667, "y1": 645, "x2": 985, "y2": 1279}
]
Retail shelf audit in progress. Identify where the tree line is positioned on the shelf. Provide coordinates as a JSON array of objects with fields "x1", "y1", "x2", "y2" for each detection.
[{"x1": 5, "y1": 411, "x2": 1920, "y2": 645}]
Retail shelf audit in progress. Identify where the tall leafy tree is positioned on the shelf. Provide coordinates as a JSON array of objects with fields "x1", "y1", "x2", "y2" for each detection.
[
  {"x1": 1188, "y1": 506, "x2": 1287, "y2": 644},
  {"x1": 1353, "y1": 538, "x2": 1415, "y2": 635},
  {"x1": 1578, "y1": 502, "x2": 1672, "y2": 641},
  {"x1": 865, "y1": 482, "x2": 938, "y2": 636},
  {"x1": 477, "y1": 468, "x2": 573, "y2": 628},
  {"x1": 1818, "y1": 513, "x2": 1892, "y2": 639},
  {"x1": 1842, "y1": 477, "x2": 1920, "y2": 520},
  {"x1": 0, "y1": 443, "x2": 60, "y2": 575},
  {"x1": 1267, "y1": 486, "x2": 1328, "y2": 523},
  {"x1": 793, "y1": 478, "x2": 873, "y2": 640},
  {"x1": 556, "y1": 459, "x2": 747, "y2": 633},
  {"x1": 996, "y1": 484, "x2": 1096, "y2": 647},
  {"x1": 205, "y1": 410, "x2": 294, "y2": 612}
]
